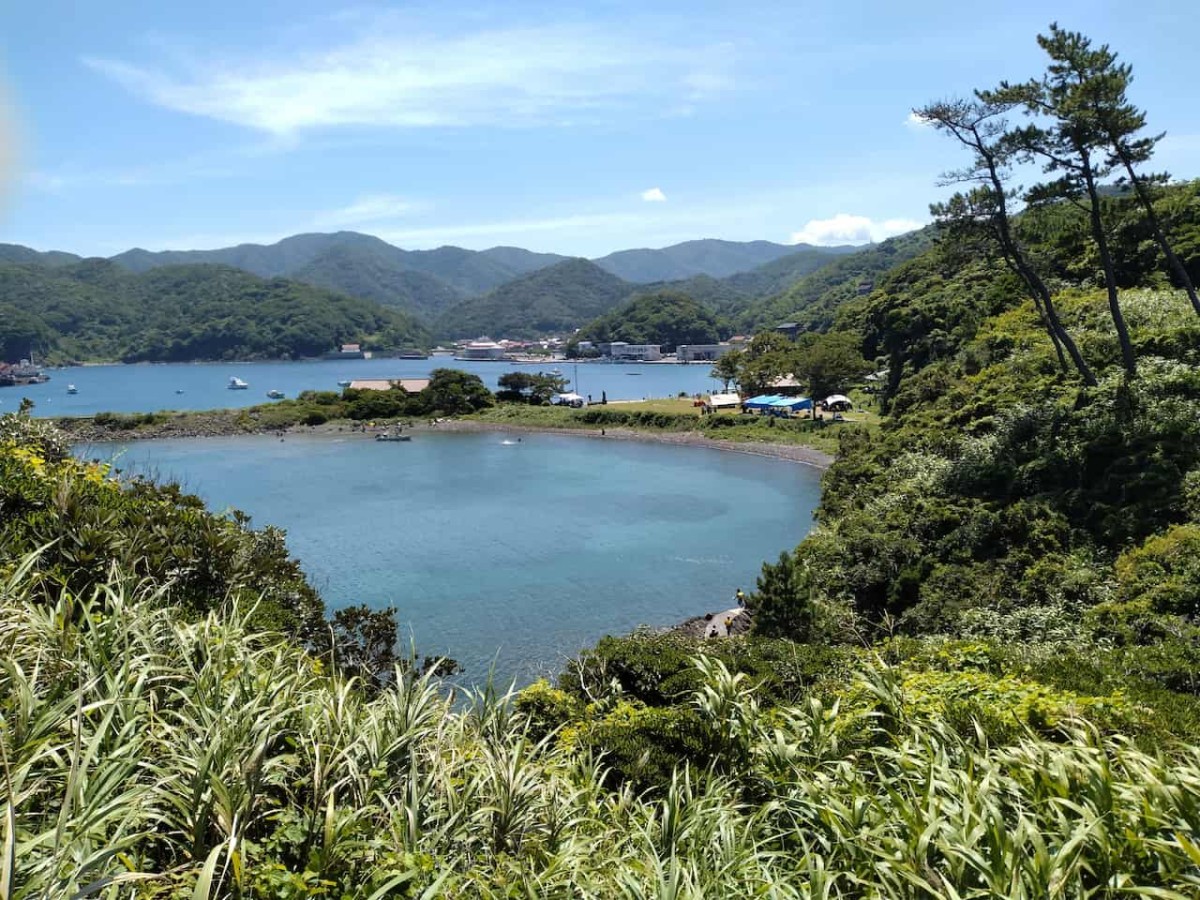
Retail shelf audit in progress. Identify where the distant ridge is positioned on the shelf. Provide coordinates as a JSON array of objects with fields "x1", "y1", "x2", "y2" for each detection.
[
  {"x1": 1, "y1": 228, "x2": 924, "y2": 340},
  {"x1": 434, "y1": 258, "x2": 634, "y2": 339}
]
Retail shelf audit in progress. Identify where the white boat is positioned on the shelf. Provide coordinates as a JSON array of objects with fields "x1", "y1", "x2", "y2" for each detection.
[
  {"x1": 337, "y1": 379, "x2": 352, "y2": 387},
  {"x1": 66, "y1": 384, "x2": 78, "y2": 394},
  {"x1": 228, "y1": 377, "x2": 249, "y2": 390},
  {"x1": 266, "y1": 389, "x2": 285, "y2": 399}
]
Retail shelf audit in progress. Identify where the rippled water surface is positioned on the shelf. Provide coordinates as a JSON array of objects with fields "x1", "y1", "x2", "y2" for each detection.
[
  {"x1": 14, "y1": 358, "x2": 724, "y2": 417},
  {"x1": 88, "y1": 431, "x2": 821, "y2": 685}
]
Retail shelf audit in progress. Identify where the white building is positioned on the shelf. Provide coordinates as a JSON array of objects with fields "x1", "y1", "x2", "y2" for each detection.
[
  {"x1": 456, "y1": 338, "x2": 508, "y2": 360},
  {"x1": 677, "y1": 343, "x2": 732, "y2": 363},
  {"x1": 608, "y1": 342, "x2": 662, "y2": 361}
]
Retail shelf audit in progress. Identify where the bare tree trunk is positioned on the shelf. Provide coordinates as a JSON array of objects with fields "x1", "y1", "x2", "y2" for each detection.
[
  {"x1": 1115, "y1": 153, "x2": 1200, "y2": 316},
  {"x1": 997, "y1": 243, "x2": 1069, "y2": 373},
  {"x1": 983, "y1": 157, "x2": 1097, "y2": 385},
  {"x1": 1081, "y1": 158, "x2": 1137, "y2": 377}
]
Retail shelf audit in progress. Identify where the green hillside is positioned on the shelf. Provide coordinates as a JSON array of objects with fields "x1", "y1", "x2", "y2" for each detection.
[
  {"x1": 292, "y1": 243, "x2": 468, "y2": 318},
  {"x1": 593, "y1": 238, "x2": 812, "y2": 282},
  {"x1": 570, "y1": 290, "x2": 724, "y2": 352},
  {"x1": 434, "y1": 258, "x2": 634, "y2": 339},
  {"x1": 0, "y1": 242, "x2": 82, "y2": 267},
  {"x1": 731, "y1": 228, "x2": 935, "y2": 333},
  {"x1": 723, "y1": 243, "x2": 864, "y2": 299},
  {"x1": 0, "y1": 259, "x2": 428, "y2": 363}
]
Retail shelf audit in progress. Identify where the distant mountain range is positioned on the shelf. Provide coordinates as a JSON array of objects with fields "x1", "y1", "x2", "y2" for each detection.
[
  {"x1": 0, "y1": 228, "x2": 921, "y2": 353},
  {"x1": 0, "y1": 258, "x2": 427, "y2": 364}
]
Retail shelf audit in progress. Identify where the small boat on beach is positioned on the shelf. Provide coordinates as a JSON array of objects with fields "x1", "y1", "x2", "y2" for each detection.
[
  {"x1": 228, "y1": 377, "x2": 249, "y2": 390},
  {"x1": 266, "y1": 389, "x2": 285, "y2": 399}
]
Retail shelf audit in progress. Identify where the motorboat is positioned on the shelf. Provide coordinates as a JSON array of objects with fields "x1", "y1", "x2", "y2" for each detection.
[
  {"x1": 337, "y1": 379, "x2": 352, "y2": 388},
  {"x1": 266, "y1": 389, "x2": 285, "y2": 399},
  {"x1": 228, "y1": 377, "x2": 249, "y2": 390},
  {"x1": 375, "y1": 430, "x2": 412, "y2": 442},
  {"x1": 66, "y1": 384, "x2": 78, "y2": 394}
]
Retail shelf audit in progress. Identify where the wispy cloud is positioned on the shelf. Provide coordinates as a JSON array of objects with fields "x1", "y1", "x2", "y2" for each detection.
[
  {"x1": 905, "y1": 110, "x2": 932, "y2": 128},
  {"x1": 641, "y1": 187, "x2": 667, "y2": 202},
  {"x1": 83, "y1": 18, "x2": 738, "y2": 136},
  {"x1": 310, "y1": 194, "x2": 426, "y2": 229},
  {"x1": 790, "y1": 213, "x2": 921, "y2": 246}
]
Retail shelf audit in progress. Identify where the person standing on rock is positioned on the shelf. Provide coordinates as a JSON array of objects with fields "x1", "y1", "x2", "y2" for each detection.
[
  {"x1": 735, "y1": 589, "x2": 747, "y2": 608},
  {"x1": 724, "y1": 616, "x2": 733, "y2": 635}
]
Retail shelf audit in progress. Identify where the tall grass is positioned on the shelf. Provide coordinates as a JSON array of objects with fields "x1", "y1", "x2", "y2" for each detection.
[{"x1": 3, "y1": 561, "x2": 1200, "y2": 897}]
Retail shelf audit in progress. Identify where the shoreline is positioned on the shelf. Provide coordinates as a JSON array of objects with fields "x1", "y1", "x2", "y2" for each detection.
[
  {"x1": 60, "y1": 412, "x2": 826, "y2": 639},
  {"x1": 61, "y1": 413, "x2": 833, "y2": 470}
]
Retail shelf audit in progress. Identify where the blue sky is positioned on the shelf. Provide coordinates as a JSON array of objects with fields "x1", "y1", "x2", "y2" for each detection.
[{"x1": 1, "y1": 0, "x2": 1196, "y2": 258}]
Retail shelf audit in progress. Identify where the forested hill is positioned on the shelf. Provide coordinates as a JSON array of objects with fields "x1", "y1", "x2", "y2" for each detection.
[
  {"x1": 433, "y1": 258, "x2": 635, "y2": 339},
  {"x1": 755, "y1": 177, "x2": 1200, "y2": 650},
  {"x1": 292, "y1": 243, "x2": 469, "y2": 319},
  {"x1": 728, "y1": 227, "x2": 935, "y2": 333},
  {"x1": 0, "y1": 242, "x2": 82, "y2": 268},
  {"x1": 570, "y1": 290, "x2": 724, "y2": 352},
  {"x1": 0, "y1": 259, "x2": 429, "y2": 363},
  {"x1": 594, "y1": 239, "x2": 822, "y2": 282}
]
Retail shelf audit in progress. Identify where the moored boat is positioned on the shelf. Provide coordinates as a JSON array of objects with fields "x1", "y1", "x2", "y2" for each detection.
[
  {"x1": 66, "y1": 384, "x2": 78, "y2": 394},
  {"x1": 266, "y1": 389, "x2": 285, "y2": 399},
  {"x1": 228, "y1": 377, "x2": 249, "y2": 390}
]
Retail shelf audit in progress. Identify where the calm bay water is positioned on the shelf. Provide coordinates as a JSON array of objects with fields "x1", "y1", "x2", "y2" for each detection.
[
  {"x1": 11, "y1": 358, "x2": 724, "y2": 417},
  {"x1": 86, "y1": 431, "x2": 821, "y2": 685}
]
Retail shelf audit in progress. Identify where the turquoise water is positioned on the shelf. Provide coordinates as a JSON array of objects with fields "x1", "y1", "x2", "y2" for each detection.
[
  {"x1": 9, "y1": 358, "x2": 724, "y2": 417},
  {"x1": 86, "y1": 431, "x2": 821, "y2": 685}
]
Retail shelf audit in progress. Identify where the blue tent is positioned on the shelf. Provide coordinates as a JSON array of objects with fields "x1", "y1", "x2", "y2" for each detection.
[
  {"x1": 742, "y1": 394, "x2": 783, "y2": 410},
  {"x1": 770, "y1": 396, "x2": 812, "y2": 412}
]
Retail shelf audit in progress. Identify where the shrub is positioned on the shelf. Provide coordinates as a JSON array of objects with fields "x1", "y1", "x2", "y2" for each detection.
[{"x1": 1115, "y1": 524, "x2": 1200, "y2": 618}]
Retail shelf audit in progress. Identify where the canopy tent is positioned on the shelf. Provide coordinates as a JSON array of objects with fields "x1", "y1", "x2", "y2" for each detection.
[
  {"x1": 706, "y1": 392, "x2": 741, "y2": 409},
  {"x1": 823, "y1": 394, "x2": 853, "y2": 410},
  {"x1": 742, "y1": 394, "x2": 785, "y2": 410},
  {"x1": 770, "y1": 396, "x2": 812, "y2": 412}
]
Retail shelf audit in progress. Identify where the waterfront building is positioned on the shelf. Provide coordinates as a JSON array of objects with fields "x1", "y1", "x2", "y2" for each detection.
[{"x1": 677, "y1": 343, "x2": 732, "y2": 363}]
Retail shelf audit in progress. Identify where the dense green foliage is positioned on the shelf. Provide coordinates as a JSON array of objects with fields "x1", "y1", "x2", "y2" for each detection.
[
  {"x1": 7, "y1": 564, "x2": 1200, "y2": 896},
  {"x1": 292, "y1": 243, "x2": 468, "y2": 319},
  {"x1": 569, "y1": 290, "x2": 724, "y2": 352},
  {"x1": 111, "y1": 232, "x2": 535, "y2": 296},
  {"x1": 0, "y1": 412, "x2": 402, "y2": 686},
  {"x1": 733, "y1": 228, "x2": 935, "y2": 334},
  {"x1": 747, "y1": 185, "x2": 1200, "y2": 726},
  {"x1": 494, "y1": 371, "x2": 568, "y2": 404},
  {"x1": 0, "y1": 259, "x2": 429, "y2": 363},
  {"x1": 434, "y1": 258, "x2": 635, "y2": 339}
]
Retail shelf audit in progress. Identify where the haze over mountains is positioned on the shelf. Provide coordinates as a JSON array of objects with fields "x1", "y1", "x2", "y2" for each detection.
[{"x1": 0, "y1": 229, "x2": 915, "y2": 357}]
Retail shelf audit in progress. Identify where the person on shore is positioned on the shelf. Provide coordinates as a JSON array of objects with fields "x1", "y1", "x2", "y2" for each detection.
[
  {"x1": 723, "y1": 616, "x2": 733, "y2": 635},
  {"x1": 735, "y1": 589, "x2": 746, "y2": 608}
]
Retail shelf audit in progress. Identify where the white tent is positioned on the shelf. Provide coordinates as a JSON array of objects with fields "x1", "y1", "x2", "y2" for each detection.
[
  {"x1": 823, "y1": 394, "x2": 853, "y2": 409},
  {"x1": 551, "y1": 392, "x2": 586, "y2": 408},
  {"x1": 706, "y1": 392, "x2": 741, "y2": 409}
]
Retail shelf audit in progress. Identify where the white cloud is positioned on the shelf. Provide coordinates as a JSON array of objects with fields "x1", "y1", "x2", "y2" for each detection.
[
  {"x1": 641, "y1": 187, "x2": 667, "y2": 202},
  {"x1": 905, "y1": 110, "x2": 932, "y2": 128},
  {"x1": 311, "y1": 194, "x2": 425, "y2": 229},
  {"x1": 83, "y1": 19, "x2": 736, "y2": 135},
  {"x1": 789, "y1": 213, "x2": 922, "y2": 246}
]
